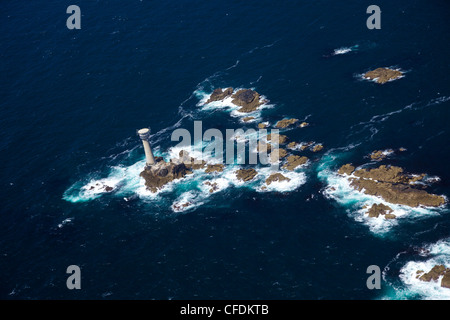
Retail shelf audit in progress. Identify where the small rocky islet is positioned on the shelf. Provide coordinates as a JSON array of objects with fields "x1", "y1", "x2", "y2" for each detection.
[
  {"x1": 336, "y1": 161, "x2": 446, "y2": 220},
  {"x1": 416, "y1": 265, "x2": 450, "y2": 289},
  {"x1": 363, "y1": 67, "x2": 404, "y2": 84}
]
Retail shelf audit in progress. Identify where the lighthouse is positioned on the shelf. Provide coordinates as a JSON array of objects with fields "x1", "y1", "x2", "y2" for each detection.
[{"x1": 138, "y1": 128, "x2": 156, "y2": 168}]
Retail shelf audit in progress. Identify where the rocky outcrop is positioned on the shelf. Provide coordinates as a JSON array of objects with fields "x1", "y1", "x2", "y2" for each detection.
[
  {"x1": 312, "y1": 144, "x2": 324, "y2": 152},
  {"x1": 265, "y1": 173, "x2": 291, "y2": 185},
  {"x1": 275, "y1": 118, "x2": 299, "y2": 128},
  {"x1": 363, "y1": 68, "x2": 403, "y2": 84},
  {"x1": 231, "y1": 89, "x2": 263, "y2": 113},
  {"x1": 258, "y1": 123, "x2": 268, "y2": 129},
  {"x1": 418, "y1": 265, "x2": 450, "y2": 288},
  {"x1": 366, "y1": 203, "x2": 394, "y2": 218},
  {"x1": 140, "y1": 159, "x2": 192, "y2": 193},
  {"x1": 140, "y1": 151, "x2": 208, "y2": 193},
  {"x1": 282, "y1": 155, "x2": 308, "y2": 171},
  {"x1": 242, "y1": 116, "x2": 255, "y2": 122},
  {"x1": 267, "y1": 133, "x2": 288, "y2": 145},
  {"x1": 204, "y1": 181, "x2": 219, "y2": 193},
  {"x1": 270, "y1": 148, "x2": 288, "y2": 163},
  {"x1": 337, "y1": 164, "x2": 446, "y2": 207},
  {"x1": 205, "y1": 164, "x2": 225, "y2": 174},
  {"x1": 369, "y1": 149, "x2": 394, "y2": 161},
  {"x1": 206, "y1": 87, "x2": 233, "y2": 104},
  {"x1": 236, "y1": 168, "x2": 258, "y2": 181},
  {"x1": 300, "y1": 141, "x2": 314, "y2": 151},
  {"x1": 338, "y1": 164, "x2": 355, "y2": 175}
]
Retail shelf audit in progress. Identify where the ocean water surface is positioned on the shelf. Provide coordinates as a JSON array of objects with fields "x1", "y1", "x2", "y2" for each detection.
[{"x1": 1, "y1": 0, "x2": 450, "y2": 299}]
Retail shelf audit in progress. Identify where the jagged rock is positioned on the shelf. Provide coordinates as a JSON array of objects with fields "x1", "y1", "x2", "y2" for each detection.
[
  {"x1": 258, "y1": 123, "x2": 268, "y2": 129},
  {"x1": 419, "y1": 265, "x2": 447, "y2": 282},
  {"x1": 275, "y1": 118, "x2": 299, "y2": 128},
  {"x1": 353, "y1": 165, "x2": 425, "y2": 185},
  {"x1": 384, "y1": 213, "x2": 397, "y2": 220},
  {"x1": 270, "y1": 148, "x2": 288, "y2": 163},
  {"x1": 140, "y1": 160, "x2": 192, "y2": 193},
  {"x1": 267, "y1": 133, "x2": 288, "y2": 144},
  {"x1": 300, "y1": 141, "x2": 314, "y2": 151},
  {"x1": 173, "y1": 201, "x2": 192, "y2": 211},
  {"x1": 287, "y1": 142, "x2": 299, "y2": 149},
  {"x1": 242, "y1": 116, "x2": 255, "y2": 122},
  {"x1": 367, "y1": 203, "x2": 393, "y2": 218},
  {"x1": 442, "y1": 272, "x2": 450, "y2": 288},
  {"x1": 265, "y1": 173, "x2": 291, "y2": 185},
  {"x1": 399, "y1": 147, "x2": 407, "y2": 152},
  {"x1": 205, "y1": 164, "x2": 225, "y2": 173},
  {"x1": 206, "y1": 87, "x2": 233, "y2": 104},
  {"x1": 231, "y1": 89, "x2": 263, "y2": 113},
  {"x1": 282, "y1": 155, "x2": 308, "y2": 171},
  {"x1": 204, "y1": 181, "x2": 219, "y2": 193},
  {"x1": 364, "y1": 68, "x2": 403, "y2": 84},
  {"x1": 338, "y1": 164, "x2": 355, "y2": 175},
  {"x1": 236, "y1": 168, "x2": 258, "y2": 181},
  {"x1": 312, "y1": 144, "x2": 324, "y2": 152},
  {"x1": 104, "y1": 186, "x2": 114, "y2": 192},
  {"x1": 370, "y1": 149, "x2": 394, "y2": 161}
]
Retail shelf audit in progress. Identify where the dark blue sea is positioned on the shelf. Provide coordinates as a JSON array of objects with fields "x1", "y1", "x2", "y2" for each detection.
[{"x1": 1, "y1": 0, "x2": 450, "y2": 300}]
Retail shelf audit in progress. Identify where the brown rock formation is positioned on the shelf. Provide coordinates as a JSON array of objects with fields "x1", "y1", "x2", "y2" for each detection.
[
  {"x1": 366, "y1": 203, "x2": 393, "y2": 218},
  {"x1": 364, "y1": 68, "x2": 403, "y2": 84},
  {"x1": 419, "y1": 265, "x2": 447, "y2": 282},
  {"x1": 265, "y1": 173, "x2": 291, "y2": 185},
  {"x1": 267, "y1": 133, "x2": 288, "y2": 144},
  {"x1": 205, "y1": 164, "x2": 225, "y2": 174},
  {"x1": 275, "y1": 118, "x2": 299, "y2": 128},
  {"x1": 287, "y1": 142, "x2": 299, "y2": 149},
  {"x1": 312, "y1": 144, "x2": 324, "y2": 152},
  {"x1": 258, "y1": 123, "x2": 268, "y2": 129},
  {"x1": 282, "y1": 155, "x2": 308, "y2": 171},
  {"x1": 242, "y1": 116, "x2": 255, "y2": 122},
  {"x1": 236, "y1": 168, "x2": 258, "y2": 182},
  {"x1": 338, "y1": 164, "x2": 355, "y2": 175},
  {"x1": 206, "y1": 87, "x2": 234, "y2": 104},
  {"x1": 270, "y1": 148, "x2": 288, "y2": 163},
  {"x1": 231, "y1": 89, "x2": 263, "y2": 113},
  {"x1": 337, "y1": 164, "x2": 445, "y2": 207},
  {"x1": 204, "y1": 181, "x2": 219, "y2": 193}
]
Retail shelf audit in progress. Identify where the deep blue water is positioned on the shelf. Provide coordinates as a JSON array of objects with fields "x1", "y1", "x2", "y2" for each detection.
[{"x1": 1, "y1": 0, "x2": 450, "y2": 299}]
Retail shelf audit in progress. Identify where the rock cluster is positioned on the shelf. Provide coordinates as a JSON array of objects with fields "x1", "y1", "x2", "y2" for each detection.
[
  {"x1": 367, "y1": 203, "x2": 396, "y2": 219},
  {"x1": 363, "y1": 67, "x2": 403, "y2": 84},
  {"x1": 282, "y1": 155, "x2": 308, "y2": 171},
  {"x1": 416, "y1": 265, "x2": 450, "y2": 289},
  {"x1": 275, "y1": 118, "x2": 299, "y2": 128},
  {"x1": 236, "y1": 168, "x2": 258, "y2": 182},
  {"x1": 206, "y1": 88, "x2": 266, "y2": 113},
  {"x1": 337, "y1": 164, "x2": 446, "y2": 207},
  {"x1": 265, "y1": 173, "x2": 291, "y2": 185},
  {"x1": 140, "y1": 152, "x2": 206, "y2": 193}
]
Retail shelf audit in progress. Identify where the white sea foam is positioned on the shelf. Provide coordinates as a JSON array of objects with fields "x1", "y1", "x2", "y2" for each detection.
[
  {"x1": 396, "y1": 239, "x2": 450, "y2": 300},
  {"x1": 333, "y1": 47, "x2": 352, "y2": 55},
  {"x1": 318, "y1": 156, "x2": 444, "y2": 235},
  {"x1": 256, "y1": 167, "x2": 307, "y2": 193},
  {"x1": 171, "y1": 191, "x2": 205, "y2": 213},
  {"x1": 196, "y1": 88, "x2": 273, "y2": 121}
]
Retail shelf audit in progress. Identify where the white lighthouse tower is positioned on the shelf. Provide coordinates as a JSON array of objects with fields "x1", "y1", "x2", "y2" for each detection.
[{"x1": 138, "y1": 128, "x2": 156, "y2": 168}]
